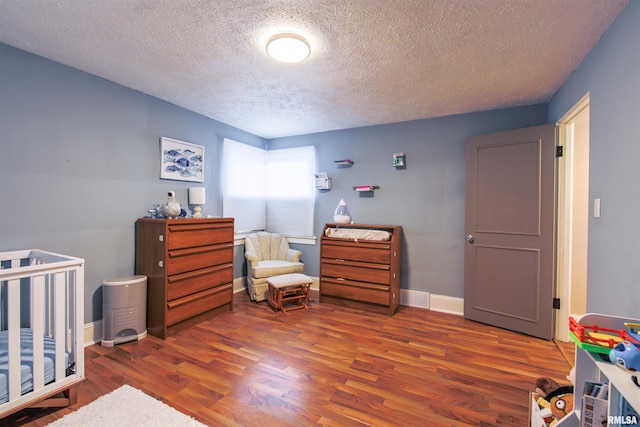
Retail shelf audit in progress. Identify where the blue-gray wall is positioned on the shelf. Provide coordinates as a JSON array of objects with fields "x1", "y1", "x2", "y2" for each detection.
[
  {"x1": 271, "y1": 107, "x2": 547, "y2": 296},
  {"x1": 549, "y1": 0, "x2": 639, "y2": 318},
  {"x1": 0, "y1": 43, "x2": 264, "y2": 322},
  {"x1": 1, "y1": 1, "x2": 636, "y2": 324}
]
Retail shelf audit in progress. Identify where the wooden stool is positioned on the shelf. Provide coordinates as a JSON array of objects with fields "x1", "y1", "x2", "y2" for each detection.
[{"x1": 266, "y1": 273, "x2": 312, "y2": 313}]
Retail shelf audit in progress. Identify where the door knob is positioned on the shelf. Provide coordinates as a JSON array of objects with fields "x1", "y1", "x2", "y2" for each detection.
[{"x1": 466, "y1": 234, "x2": 474, "y2": 243}]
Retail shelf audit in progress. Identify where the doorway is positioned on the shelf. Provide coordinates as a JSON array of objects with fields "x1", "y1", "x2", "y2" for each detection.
[{"x1": 555, "y1": 94, "x2": 590, "y2": 341}]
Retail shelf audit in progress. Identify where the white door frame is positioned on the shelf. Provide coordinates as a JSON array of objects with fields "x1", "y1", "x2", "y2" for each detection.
[{"x1": 555, "y1": 92, "x2": 590, "y2": 341}]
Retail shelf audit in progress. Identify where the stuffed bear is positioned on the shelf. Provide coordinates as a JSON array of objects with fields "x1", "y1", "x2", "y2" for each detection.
[
  {"x1": 536, "y1": 377, "x2": 561, "y2": 397},
  {"x1": 533, "y1": 377, "x2": 574, "y2": 426}
]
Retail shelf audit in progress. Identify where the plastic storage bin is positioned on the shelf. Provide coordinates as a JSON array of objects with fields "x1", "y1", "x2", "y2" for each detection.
[{"x1": 101, "y1": 275, "x2": 147, "y2": 347}]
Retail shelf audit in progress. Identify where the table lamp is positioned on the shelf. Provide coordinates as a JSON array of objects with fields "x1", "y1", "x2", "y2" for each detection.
[{"x1": 188, "y1": 187, "x2": 206, "y2": 218}]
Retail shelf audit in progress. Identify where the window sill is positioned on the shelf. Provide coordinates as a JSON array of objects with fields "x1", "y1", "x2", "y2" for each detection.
[{"x1": 234, "y1": 234, "x2": 316, "y2": 246}]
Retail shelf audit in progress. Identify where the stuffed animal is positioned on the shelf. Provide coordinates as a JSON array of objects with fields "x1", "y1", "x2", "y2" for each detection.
[
  {"x1": 536, "y1": 377, "x2": 561, "y2": 398},
  {"x1": 550, "y1": 392, "x2": 573, "y2": 420},
  {"x1": 534, "y1": 377, "x2": 574, "y2": 426}
]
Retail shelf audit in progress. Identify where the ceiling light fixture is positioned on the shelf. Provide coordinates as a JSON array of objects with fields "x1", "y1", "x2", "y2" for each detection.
[{"x1": 266, "y1": 33, "x2": 310, "y2": 63}]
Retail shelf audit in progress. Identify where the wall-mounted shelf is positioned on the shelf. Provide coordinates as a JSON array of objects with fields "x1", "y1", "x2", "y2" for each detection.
[
  {"x1": 353, "y1": 185, "x2": 379, "y2": 192},
  {"x1": 334, "y1": 159, "x2": 354, "y2": 166}
]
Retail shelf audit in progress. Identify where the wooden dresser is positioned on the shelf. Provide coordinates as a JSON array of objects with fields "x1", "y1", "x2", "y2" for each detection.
[
  {"x1": 135, "y1": 217, "x2": 234, "y2": 338},
  {"x1": 320, "y1": 223, "x2": 402, "y2": 315}
]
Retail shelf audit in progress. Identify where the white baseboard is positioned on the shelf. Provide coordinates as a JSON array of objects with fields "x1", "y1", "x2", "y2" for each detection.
[
  {"x1": 428, "y1": 294, "x2": 464, "y2": 316},
  {"x1": 233, "y1": 276, "x2": 246, "y2": 293},
  {"x1": 84, "y1": 320, "x2": 102, "y2": 347},
  {"x1": 400, "y1": 289, "x2": 464, "y2": 316},
  {"x1": 400, "y1": 289, "x2": 429, "y2": 308}
]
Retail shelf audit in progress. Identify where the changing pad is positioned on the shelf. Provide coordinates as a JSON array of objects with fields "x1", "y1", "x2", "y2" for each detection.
[
  {"x1": 325, "y1": 227, "x2": 391, "y2": 241},
  {"x1": 0, "y1": 328, "x2": 64, "y2": 403}
]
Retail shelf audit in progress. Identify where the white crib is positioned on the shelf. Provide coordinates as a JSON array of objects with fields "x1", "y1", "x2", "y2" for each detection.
[{"x1": 0, "y1": 249, "x2": 85, "y2": 418}]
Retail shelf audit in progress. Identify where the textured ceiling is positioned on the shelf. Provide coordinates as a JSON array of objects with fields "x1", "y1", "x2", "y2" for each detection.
[{"x1": 0, "y1": 0, "x2": 628, "y2": 139}]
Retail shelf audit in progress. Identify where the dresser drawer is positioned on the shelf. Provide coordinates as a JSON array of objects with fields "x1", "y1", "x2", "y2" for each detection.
[
  {"x1": 167, "y1": 263, "x2": 232, "y2": 301},
  {"x1": 167, "y1": 283, "x2": 232, "y2": 326},
  {"x1": 321, "y1": 278, "x2": 390, "y2": 305},
  {"x1": 167, "y1": 222, "x2": 234, "y2": 250},
  {"x1": 321, "y1": 241, "x2": 391, "y2": 264},
  {"x1": 321, "y1": 259, "x2": 390, "y2": 285},
  {"x1": 167, "y1": 244, "x2": 233, "y2": 276}
]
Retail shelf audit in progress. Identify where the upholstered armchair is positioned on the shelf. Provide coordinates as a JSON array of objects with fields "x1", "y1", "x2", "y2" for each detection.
[{"x1": 244, "y1": 232, "x2": 304, "y2": 302}]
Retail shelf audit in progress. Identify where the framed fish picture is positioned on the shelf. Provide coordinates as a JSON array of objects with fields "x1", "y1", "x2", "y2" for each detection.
[{"x1": 159, "y1": 137, "x2": 204, "y2": 182}]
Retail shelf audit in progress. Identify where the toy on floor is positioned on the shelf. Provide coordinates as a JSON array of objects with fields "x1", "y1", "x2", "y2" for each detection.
[
  {"x1": 532, "y1": 377, "x2": 574, "y2": 426},
  {"x1": 535, "y1": 377, "x2": 560, "y2": 397},
  {"x1": 549, "y1": 392, "x2": 573, "y2": 424}
]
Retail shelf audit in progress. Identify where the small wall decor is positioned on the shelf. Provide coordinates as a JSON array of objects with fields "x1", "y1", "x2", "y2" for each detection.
[
  {"x1": 314, "y1": 172, "x2": 332, "y2": 190},
  {"x1": 393, "y1": 152, "x2": 406, "y2": 168},
  {"x1": 160, "y1": 137, "x2": 204, "y2": 182}
]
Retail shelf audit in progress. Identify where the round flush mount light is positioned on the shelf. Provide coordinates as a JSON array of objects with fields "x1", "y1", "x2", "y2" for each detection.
[{"x1": 266, "y1": 33, "x2": 310, "y2": 63}]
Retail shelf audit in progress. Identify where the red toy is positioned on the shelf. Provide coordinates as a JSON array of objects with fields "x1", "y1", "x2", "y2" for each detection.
[{"x1": 569, "y1": 317, "x2": 640, "y2": 354}]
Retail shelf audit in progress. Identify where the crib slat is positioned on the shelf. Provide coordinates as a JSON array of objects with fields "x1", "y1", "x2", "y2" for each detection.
[
  {"x1": 32, "y1": 274, "x2": 46, "y2": 391},
  {"x1": 53, "y1": 272, "x2": 66, "y2": 384},
  {"x1": 7, "y1": 279, "x2": 21, "y2": 402},
  {"x1": 73, "y1": 267, "x2": 85, "y2": 377}
]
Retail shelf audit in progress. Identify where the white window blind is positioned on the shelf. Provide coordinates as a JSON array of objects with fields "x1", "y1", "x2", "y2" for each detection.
[
  {"x1": 222, "y1": 139, "x2": 315, "y2": 238},
  {"x1": 266, "y1": 146, "x2": 315, "y2": 237},
  {"x1": 222, "y1": 139, "x2": 266, "y2": 233}
]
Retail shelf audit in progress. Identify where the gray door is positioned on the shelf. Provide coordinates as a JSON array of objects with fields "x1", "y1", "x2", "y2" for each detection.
[{"x1": 464, "y1": 124, "x2": 557, "y2": 340}]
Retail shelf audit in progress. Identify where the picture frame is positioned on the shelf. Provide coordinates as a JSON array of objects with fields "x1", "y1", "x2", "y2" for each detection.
[{"x1": 159, "y1": 137, "x2": 204, "y2": 182}]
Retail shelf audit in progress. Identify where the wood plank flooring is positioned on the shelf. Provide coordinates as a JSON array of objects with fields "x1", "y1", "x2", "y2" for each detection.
[{"x1": 5, "y1": 291, "x2": 574, "y2": 426}]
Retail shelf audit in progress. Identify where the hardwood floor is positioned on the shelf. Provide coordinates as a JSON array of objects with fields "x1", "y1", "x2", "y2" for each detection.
[{"x1": 6, "y1": 291, "x2": 574, "y2": 426}]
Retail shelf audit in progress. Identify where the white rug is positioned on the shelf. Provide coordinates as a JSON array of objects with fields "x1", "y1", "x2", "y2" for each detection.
[{"x1": 47, "y1": 384, "x2": 207, "y2": 427}]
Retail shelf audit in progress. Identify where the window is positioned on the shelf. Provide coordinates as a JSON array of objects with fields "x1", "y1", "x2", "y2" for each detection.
[
  {"x1": 267, "y1": 146, "x2": 315, "y2": 237},
  {"x1": 222, "y1": 139, "x2": 266, "y2": 233},
  {"x1": 222, "y1": 139, "x2": 315, "y2": 241}
]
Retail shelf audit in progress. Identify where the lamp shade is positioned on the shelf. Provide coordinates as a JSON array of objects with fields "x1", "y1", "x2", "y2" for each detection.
[{"x1": 188, "y1": 187, "x2": 206, "y2": 205}]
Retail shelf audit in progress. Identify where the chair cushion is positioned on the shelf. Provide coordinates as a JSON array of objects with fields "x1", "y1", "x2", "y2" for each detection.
[
  {"x1": 266, "y1": 273, "x2": 312, "y2": 288},
  {"x1": 251, "y1": 260, "x2": 304, "y2": 278}
]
